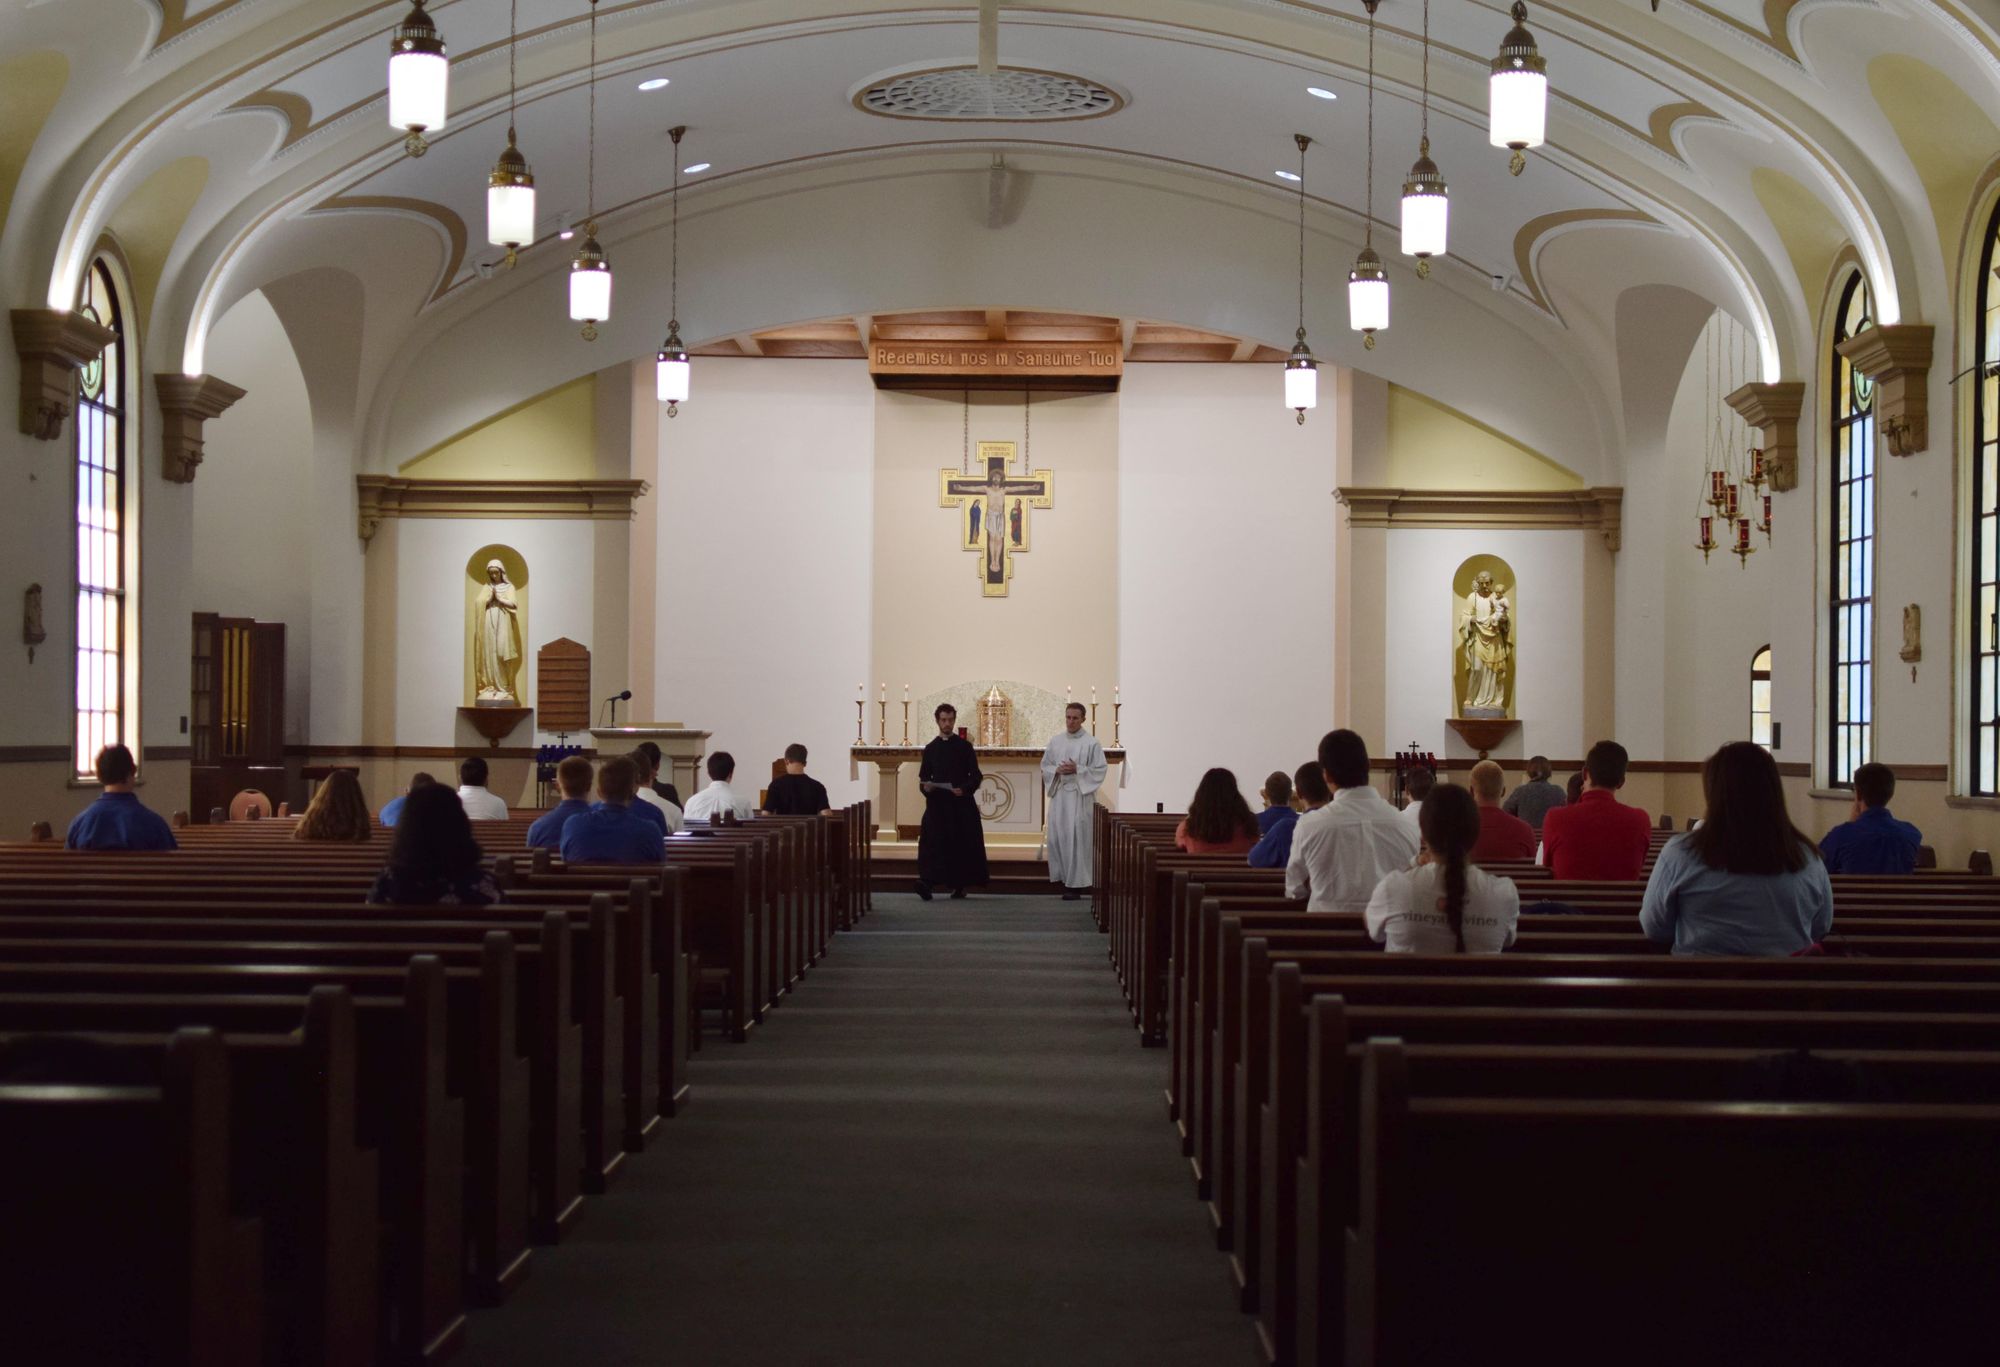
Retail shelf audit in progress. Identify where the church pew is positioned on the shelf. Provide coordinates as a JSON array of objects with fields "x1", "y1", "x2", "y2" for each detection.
[
  {"x1": 1, "y1": 1027, "x2": 265, "y2": 1367},
  {"x1": 1207, "y1": 914, "x2": 2000, "y2": 1272},
  {"x1": 0, "y1": 896, "x2": 615, "y2": 1248},
  {"x1": 1291, "y1": 1027, "x2": 2000, "y2": 1367},
  {"x1": 0, "y1": 989, "x2": 376, "y2": 1367},
  {"x1": 505, "y1": 847, "x2": 759, "y2": 1042},
  {"x1": 1241, "y1": 948, "x2": 2000, "y2": 1354},
  {"x1": 1340, "y1": 1040, "x2": 2000, "y2": 1367},
  {"x1": 1228, "y1": 956, "x2": 2000, "y2": 1335},
  {"x1": 0, "y1": 965, "x2": 465, "y2": 1363}
]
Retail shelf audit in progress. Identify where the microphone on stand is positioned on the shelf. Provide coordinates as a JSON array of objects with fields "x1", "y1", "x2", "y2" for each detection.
[{"x1": 601, "y1": 689, "x2": 632, "y2": 727}]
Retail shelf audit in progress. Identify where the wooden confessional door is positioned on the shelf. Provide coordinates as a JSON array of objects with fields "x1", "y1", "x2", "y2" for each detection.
[{"x1": 190, "y1": 613, "x2": 286, "y2": 822}]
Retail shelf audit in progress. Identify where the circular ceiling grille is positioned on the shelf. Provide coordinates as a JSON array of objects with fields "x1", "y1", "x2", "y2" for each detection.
[{"x1": 856, "y1": 66, "x2": 1123, "y2": 121}]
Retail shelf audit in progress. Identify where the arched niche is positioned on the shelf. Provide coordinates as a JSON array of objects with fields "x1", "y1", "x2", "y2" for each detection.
[
  {"x1": 1452, "y1": 554, "x2": 1517, "y2": 720},
  {"x1": 465, "y1": 544, "x2": 530, "y2": 707}
]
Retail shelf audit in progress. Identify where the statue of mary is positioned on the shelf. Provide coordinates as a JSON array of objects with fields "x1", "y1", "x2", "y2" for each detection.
[{"x1": 473, "y1": 559, "x2": 523, "y2": 703}]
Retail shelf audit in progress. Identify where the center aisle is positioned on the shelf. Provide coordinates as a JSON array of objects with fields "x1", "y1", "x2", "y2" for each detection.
[{"x1": 458, "y1": 893, "x2": 1255, "y2": 1367}]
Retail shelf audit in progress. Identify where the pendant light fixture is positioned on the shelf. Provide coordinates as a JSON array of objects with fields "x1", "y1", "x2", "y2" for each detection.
[
  {"x1": 388, "y1": 0, "x2": 448, "y2": 157},
  {"x1": 486, "y1": 0, "x2": 536, "y2": 267},
  {"x1": 1399, "y1": 0, "x2": 1448, "y2": 276},
  {"x1": 1284, "y1": 133, "x2": 1317, "y2": 424},
  {"x1": 1348, "y1": 0, "x2": 1389, "y2": 348},
  {"x1": 656, "y1": 126, "x2": 691, "y2": 417},
  {"x1": 1489, "y1": 1, "x2": 1548, "y2": 176},
  {"x1": 568, "y1": 0, "x2": 611, "y2": 340}
]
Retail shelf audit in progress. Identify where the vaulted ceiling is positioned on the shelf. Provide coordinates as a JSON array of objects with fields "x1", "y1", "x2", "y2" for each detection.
[{"x1": 3, "y1": 0, "x2": 1996, "y2": 468}]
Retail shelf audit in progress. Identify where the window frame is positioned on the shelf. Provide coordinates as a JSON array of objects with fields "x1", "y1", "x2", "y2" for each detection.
[
  {"x1": 1970, "y1": 200, "x2": 2000, "y2": 796},
  {"x1": 72, "y1": 257, "x2": 131, "y2": 781},
  {"x1": 1751, "y1": 646, "x2": 1773, "y2": 750},
  {"x1": 1827, "y1": 272, "x2": 1875, "y2": 789}
]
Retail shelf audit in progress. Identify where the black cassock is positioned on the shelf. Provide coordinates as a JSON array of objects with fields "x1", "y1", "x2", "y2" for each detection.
[{"x1": 917, "y1": 733, "x2": 990, "y2": 889}]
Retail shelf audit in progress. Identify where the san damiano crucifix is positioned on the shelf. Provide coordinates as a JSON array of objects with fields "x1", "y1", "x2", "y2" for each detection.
[{"x1": 939, "y1": 442, "x2": 1053, "y2": 597}]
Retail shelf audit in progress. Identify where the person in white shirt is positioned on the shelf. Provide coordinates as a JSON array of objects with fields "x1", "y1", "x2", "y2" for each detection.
[
  {"x1": 1285, "y1": 730, "x2": 1420, "y2": 913},
  {"x1": 1399, "y1": 765, "x2": 1435, "y2": 834},
  {"x1": 630, "y1": 747, "x2": 684, "y2": 833},
  {"x1": 682, "y1": 751, "x2": 755, "y2": 824},
  {"x1": 1366, "y1": 783, "x2": 1520, "y2": 953},
  {"x1": 455, "y1": 756, "x2": 509, "y2": 821}
]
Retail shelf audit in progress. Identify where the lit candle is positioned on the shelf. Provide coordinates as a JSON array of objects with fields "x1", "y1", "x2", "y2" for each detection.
[
  {"x1": 903, "y1": 683, "x2": 909, "y2": 702},
  {"x1": 1066, "y1": 683, "x2": 1073, "y2": 702},
  {"x1": 858, "y1": 683, "x2": 864, "y2": 699},
  {"x1": 1710, "y1": 470, "x2": 1725, "y2": 502},
  {"x1": 1724, "y1": 484, "x2": 1740, "y2": 519},
  {"x1": 1092, "y1": 685, "x2": 1098, "y2": 704},
  {"x1": 879, "y1": 682, "x2": 886, "y2": 702},
  {"x1": 1736, "y1": 518, "x2": 1751, "y2": 551}
]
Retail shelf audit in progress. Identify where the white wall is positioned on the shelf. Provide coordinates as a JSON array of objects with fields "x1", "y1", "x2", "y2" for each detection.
[
  {"x1": 1116, "y1": 363, "x2": 1337, "y2": 813},
  {"x1": 1378, "y1": 529, "x2": 1590, "y2": 762},
  {"x1": 193, "y1": 288, "x2": 314, "y2": 743},
  {"x1": 652, "y1": 358, "x2": 875, "y2": 804},
  {"x1": 390, "y1": 518, "x2": 602, "y2": 749}
]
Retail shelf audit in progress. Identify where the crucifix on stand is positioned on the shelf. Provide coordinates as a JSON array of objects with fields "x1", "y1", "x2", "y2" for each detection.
[{"x1": 939, "y1": 442, "x2": 1053, "y2": 597}]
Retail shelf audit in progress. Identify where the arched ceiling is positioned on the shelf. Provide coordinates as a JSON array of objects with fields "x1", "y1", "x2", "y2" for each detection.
[{"x1": 3, "y1": 0, "x2": 1997, "y2": 467}]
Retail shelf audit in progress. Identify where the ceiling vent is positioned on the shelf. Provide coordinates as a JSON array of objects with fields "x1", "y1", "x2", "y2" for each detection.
[{"x1": 856, "y1": 67, "x2": 1123, "y2": 121}]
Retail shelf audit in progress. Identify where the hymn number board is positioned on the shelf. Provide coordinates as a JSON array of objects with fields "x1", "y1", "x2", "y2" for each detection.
[{"x1": 939, "y1": 442, "x2": 1054, "y2": 598}]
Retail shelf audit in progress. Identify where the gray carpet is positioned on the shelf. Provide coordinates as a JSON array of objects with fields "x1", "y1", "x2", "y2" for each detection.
[{"x1": 457, "y1": 894, "x2": 1258, "y2": 1367}]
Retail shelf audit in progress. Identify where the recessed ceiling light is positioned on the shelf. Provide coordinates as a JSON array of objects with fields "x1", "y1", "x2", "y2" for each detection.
[
  {"x1": 1307, "y1": 86, "x2": 1337, "y2": 100},
  {"x1": 1275, "y1": 169, "x2": 1302, "y2": 182},
  {"x1": 682, "y1": 162, "x2": 711, "y2": 174},
  {"x1": 638, "y1": 77, "x2": 670, "y2": 91}
]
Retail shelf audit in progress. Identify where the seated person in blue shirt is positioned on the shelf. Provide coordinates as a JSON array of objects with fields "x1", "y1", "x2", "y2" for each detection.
[
  {"x1": 1247, "y1": 769, "x2": 1299, "y2": 868},
  {"x1": 561, "y1": 756, "x2": 666, "y2": 865},
  {"x1": 1819, "y1": 762, "x2": 1923, "y2": 874},
  {"x1": 66, "y1": 744, "x2": 178, "y2": 851},
  {"x1": 380, "y1": 772, "x2": 435, "y2": 828},
  {"x1": 1640, "y1": 742, "x2": 1832, "y2": 956},
  {"x1": 527, "y1": 756, "x2": 595, "y2": 850}
]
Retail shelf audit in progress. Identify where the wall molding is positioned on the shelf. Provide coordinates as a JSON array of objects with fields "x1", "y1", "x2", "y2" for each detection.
[
  {"x1": 1336, "y1": 486, "x2": 1624, "y2": 551},
  {"x1": 355, "y1": 476, "x2": 650, "y2": 542}
]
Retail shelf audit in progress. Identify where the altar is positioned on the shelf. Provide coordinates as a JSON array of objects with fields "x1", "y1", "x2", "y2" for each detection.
[{"x1": 850, "y1": 744, "x2": 1127, "y2": 842}]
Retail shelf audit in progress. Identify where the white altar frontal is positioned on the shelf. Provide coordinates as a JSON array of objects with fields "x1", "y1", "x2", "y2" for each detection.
[{"x1": 850, "y1": 744, "x2": 1126, "y2": 843}]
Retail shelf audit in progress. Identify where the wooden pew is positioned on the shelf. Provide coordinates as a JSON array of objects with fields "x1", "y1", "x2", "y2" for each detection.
[
  {"x1": 0, "y1": 1028, "x2": 264, "y2": 1367},
  {"x1": 0, "y1": 986, "x2": 377, "y2": 1367},
  {"x1": 0, "y1": 963, "x2": 465, "y2": 1363},
  {"x1": 1341, "y1": 1039, "x2": 2000, "y2": 1366}
]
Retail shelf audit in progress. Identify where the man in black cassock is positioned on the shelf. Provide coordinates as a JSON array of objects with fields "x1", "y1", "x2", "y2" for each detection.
[{"x1": 916, "y1": 703, "x2": 989, "y2": 900}]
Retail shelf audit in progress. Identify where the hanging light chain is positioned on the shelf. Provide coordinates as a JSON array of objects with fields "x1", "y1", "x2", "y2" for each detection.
[
  {"x1": 669, "y1": 127, "x2": 681, "y2": 328},
  {"x1": 1364, "y1": 1, "x2": 1376, "y2": 248},
  {"x1": 508, "y1": 0, "x2": 518, "y2": 131},
  {"x1": 1296, "y1": 133, "x2": 1308, "y2": 336},
  {"x1": 1420, "y1": 0, "x2": 1430, "y2": 143},
  {"x1": 586, "y1": 0, "x2": 597, "y2": 226}
]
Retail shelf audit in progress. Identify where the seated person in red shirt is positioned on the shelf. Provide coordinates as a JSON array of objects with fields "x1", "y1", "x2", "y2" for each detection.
[
  {"x1": 1174, "y1": 767, "x2": 1260, "y2": 854},
  {"x1": 1467, "y1": 760, "x2": 1537, "y2": 862},
  {"x1": 1540, "y1": 739, "x2": 1653, "y2": 880}
]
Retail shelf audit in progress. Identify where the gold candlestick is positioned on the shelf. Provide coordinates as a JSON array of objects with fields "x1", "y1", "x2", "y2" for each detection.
[
  {"x1": 1112, "y1": 701, "x2": 1122, "y2": 744},
  {"x1": 855, "y1": 699, "x2": 865, "y2": 743},
  {"x1": 901, "y1": 700, "x2": 910, "y2": 744},
  {"x1": 1089, "y1": 702, "x2": 1099, "y2": 736},
  {"x1": 877, "y1": 700, "x2": 887, "y2": 745}
]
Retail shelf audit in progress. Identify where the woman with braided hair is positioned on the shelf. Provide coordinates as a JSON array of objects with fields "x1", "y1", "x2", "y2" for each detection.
[{"x1": 1365, "y1": 783, "x2": 1520, "y2": 954}]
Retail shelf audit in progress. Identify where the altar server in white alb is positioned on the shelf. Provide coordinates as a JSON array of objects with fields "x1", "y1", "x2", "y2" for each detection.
[{"x1": 1041, "y1": 703, "x2": 1108, "y2": 900}]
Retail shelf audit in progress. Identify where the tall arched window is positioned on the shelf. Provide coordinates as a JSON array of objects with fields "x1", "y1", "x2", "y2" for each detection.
[
  {"x1": 1972, "y1": 201, "x2": 2000, "y2": 796},
  {"x1": 74, "y1": 258, "x2": 129, "y2": 778},
  {"x1": 1751, "y1": 646, "x2": 1773, "y2": 750},
  {"x1": 1828, "y1": 272, "x2": 1874, "y2": 787}
]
